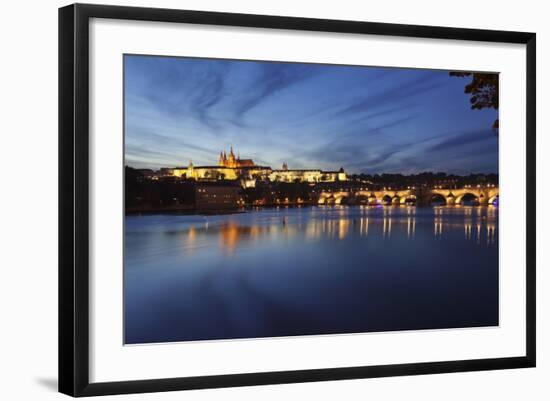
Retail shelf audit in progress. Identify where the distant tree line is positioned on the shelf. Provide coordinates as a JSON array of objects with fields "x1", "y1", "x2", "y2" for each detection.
[{"x1": 352, "y1": 172, "x2": 498, "y2": 189}]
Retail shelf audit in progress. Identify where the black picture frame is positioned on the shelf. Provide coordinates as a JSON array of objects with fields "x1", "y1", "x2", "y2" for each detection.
[{"x1": 59, "y1": 3, "x2": 536, "y2": 397}]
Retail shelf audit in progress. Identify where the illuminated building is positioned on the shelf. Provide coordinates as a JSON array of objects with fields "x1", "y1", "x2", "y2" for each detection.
[
  {"x1": 163, "y1": 160, "x2": 239, "y2": 181},
  {"x1": 163, "y1": 148, "x2": 348, "y2": 185},
  {"x1": 269, "y1": 165, "x2": 346, "y2": 183},
  {"x1": 218, "y1": 146, "x2": 255, "y2": 168}
]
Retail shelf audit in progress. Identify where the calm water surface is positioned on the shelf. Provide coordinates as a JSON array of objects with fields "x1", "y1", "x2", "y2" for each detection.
[{"x1": 124, "y1": 206, "x2": 498, "y2": 344}]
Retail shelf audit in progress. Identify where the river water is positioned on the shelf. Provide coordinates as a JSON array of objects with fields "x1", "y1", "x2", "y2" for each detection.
[{"x1": 124, "y1": 205, "x2": 498, "y2": 344}]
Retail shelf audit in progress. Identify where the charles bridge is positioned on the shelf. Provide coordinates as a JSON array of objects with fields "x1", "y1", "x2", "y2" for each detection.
[{"x1": 317, "y1": 185, "x2": 499, "y2": 206}]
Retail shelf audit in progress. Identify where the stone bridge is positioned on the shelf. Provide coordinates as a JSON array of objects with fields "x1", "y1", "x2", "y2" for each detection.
[
  {"x1": 317, "y1": 186, "x2": 499, "y2": 206},
  {"x1": 430, "y1": 187, "x2": 499, "y2": 206}
]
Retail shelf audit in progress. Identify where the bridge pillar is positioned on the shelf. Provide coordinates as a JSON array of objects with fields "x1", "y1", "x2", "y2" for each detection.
[
  {"x1": 446, "y1": 195, "x2": 456, "y2": 206},
  {"x1": 412, "y1": 188, "x2": 431, "y2": 206},
  {"x1": 478, "y1": 193, "x2": 489, "y2": 206}
]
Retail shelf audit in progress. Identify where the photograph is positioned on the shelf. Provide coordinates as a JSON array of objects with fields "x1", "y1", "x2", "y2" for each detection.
[{"x1": 123, "y1": 54, "x2": 500, "y2": 345}]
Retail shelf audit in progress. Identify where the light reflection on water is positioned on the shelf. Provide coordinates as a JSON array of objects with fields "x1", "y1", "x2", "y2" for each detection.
[
  {"x1": 156, "y1": 205, "x2": 498, "y2": 253},
  {"x1": 124, "y1": 205, "x2": 499, "y2": 344}
]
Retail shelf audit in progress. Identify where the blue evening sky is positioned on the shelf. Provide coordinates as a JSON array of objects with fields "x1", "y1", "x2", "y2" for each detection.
[{"x1": 124, "y1": 55, "x2": 498, "y2": 174}]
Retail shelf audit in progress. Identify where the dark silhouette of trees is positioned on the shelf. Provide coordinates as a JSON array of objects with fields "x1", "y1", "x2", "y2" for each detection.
[
  {"x1": 352, "y1": 171, "x2": 498, "y2": 189},
  {"x1": 125, "y1": 166, "x2": 196, "y2": 211},
  {"x1": 125, "y1": 166, "x2": 143, "y2": 209},
  {"x1": 450, "y1": 72, "x2": 499, "y2": 132}
]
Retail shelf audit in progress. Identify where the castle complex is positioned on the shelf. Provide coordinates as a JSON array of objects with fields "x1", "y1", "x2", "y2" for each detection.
[{"x1": 162, "y1": 147, "x2": 347, "y2": 187}]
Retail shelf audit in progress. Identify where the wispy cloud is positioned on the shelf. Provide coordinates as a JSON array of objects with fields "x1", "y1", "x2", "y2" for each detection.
[
  {"x1": 231, "y1": 63, "x2": 318, "y2": 119},
  {"x1": 428, "y1": 129, "x2": 496, "y2": 152},
  {"x1": 188, "y1": 69, "x2": 227, "y2": 128},
  {"x1": 124, "y1": 55, "x2": 498, "y2": 174},
  {"x1": 335, "y1": 73, "x2": 445, "y2": 118}
]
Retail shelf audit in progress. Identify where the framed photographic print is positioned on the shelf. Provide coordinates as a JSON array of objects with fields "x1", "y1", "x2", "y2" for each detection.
[{"x1": 58, "y1": 3, "x2": 536, "y2": 397}]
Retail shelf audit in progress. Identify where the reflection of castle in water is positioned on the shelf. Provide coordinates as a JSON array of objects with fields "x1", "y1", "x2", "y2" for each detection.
[{"x1": 179, "y1": 206, "x2": 497, "y2": 254}]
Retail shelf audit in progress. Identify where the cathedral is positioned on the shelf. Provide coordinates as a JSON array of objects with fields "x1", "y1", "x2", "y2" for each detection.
[{"x1": 218, "y1": 147, "x2": 255, "y2": 168}]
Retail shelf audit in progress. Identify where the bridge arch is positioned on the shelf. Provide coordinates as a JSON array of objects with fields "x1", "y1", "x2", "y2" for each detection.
[
  {"x1": 401, "y1": 194, "x2": 417, "y2": 205},
  {"x1": 381, "y1": 194, "x2": 393, "y2": 205},
  {"x1": 455, "y1": 192, "x2": 479, "y2": 205},
  {"x1": 335, "y1": 195, "x2": 350, "y2": 205},
  {"x1": 488, "y1": 194, "x2": 499, "y2": 205},
  {"x1": 368, "y1": 193, "x2": 378, "y2": 205},
  {"x1": 318, "y1": 194, "x2": 336, "y2": 205},
  {"x1": 430, "y1": 193, "x2": 447, "y2": 206}
]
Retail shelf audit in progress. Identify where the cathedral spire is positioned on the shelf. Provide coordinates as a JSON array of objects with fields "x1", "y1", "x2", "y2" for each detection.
[{"x1": 227, "y1": 146, "x2": 235, "y2": 166}]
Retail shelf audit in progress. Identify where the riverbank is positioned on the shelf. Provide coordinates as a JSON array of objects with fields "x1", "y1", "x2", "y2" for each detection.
[
  {"x1": 125, "y1": 202, "x2": 497, "y2": 216},
  {"x1": 125, "y1": 205, "x2": 246, "y2": 216}
]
